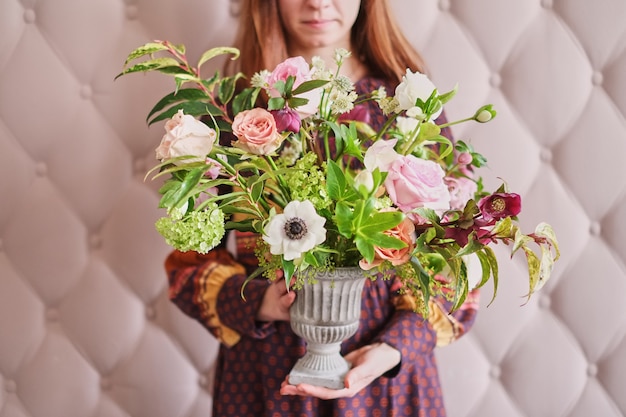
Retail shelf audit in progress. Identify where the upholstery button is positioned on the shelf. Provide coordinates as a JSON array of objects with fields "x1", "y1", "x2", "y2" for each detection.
[
  {"x1": 46, "y1": 308, "x2": 59, "y2": 322},
  {"x1": 539, "y1": 295, "x2": 551, "y2": 309},
  {"x1": 134, "y1": 158, "x2": 146, "y2": 175},
  {"x1": 587, "y1": 363, "x2": 598, "y2": 377},
  {"x1": 198, "y1": 375, "x2": 208, "y2": 388},
  {"x1": 125, "y1": 5, "x2": 139, "y2": 20},
  {"x1": 589, "y1": 222, "x2": 601, "y2": 237},
  {"x1": 489, "y1": 365, "x2": 501, "y2": 379},
  {"x1": 4, "y1": 379, "x2": 17, "y2": 393},
  {"x1": 23, "y1": 9, "x2": 36, "y2": 24},
  {"x1": 540, "y1": 148, "x2": 552, "y2": 163},
  {"x1": 489, "y1": 73, "x2": 502, "y2": 88},
  {"x1": 100, "y1": 377, "x2": 112, "y2": 391},
  {"x1": 36, "y1": 162, "x2": 48, "y2": 177},
  {"x1": 438, "y1": 0, "x2": 451, "y2": 12},
  {"x1": 145, "y1": 306, "x2": 156, "y2": 320},
  {"x1": 541, "y1": 0, "x2": 553, "y2": 8},
  {"x1": 80, "y1": 85, "x2": 93, "y2": 100},
  {"x1": 592, "y1": 71, "x2": 603, "y2": 86},
  {"x1": 89, "y1": 234, "x2": 102, "y2": 250}
]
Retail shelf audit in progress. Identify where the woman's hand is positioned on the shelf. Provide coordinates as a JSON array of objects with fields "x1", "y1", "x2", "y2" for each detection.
[
  {"x1": 256, "y1": 271, "x2": 296, "y2": 322},
  {"x1": 279, "y1": 342, "x2": 401, "y2": 399}
]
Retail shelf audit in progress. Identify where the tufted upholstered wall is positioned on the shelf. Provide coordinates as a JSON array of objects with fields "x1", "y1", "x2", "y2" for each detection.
[{"x1": 0, "y1": 0, "x2": 625, "y2": 416}]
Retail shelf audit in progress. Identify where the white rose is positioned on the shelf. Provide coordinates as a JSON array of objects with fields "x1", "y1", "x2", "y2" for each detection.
[
  {"x1": 156, "y1": 110, "x2": 217, "y2": 164},
  {"x1": 394, "y1": 69, "x2": 442, "y2": 119}
]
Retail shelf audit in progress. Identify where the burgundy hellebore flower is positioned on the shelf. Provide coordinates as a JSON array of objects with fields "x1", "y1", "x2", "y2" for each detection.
[
  {"x1": 478, "y1": 192, "x2": 522, "y2": 223},
  {"x1": 271, "y1": 108, "x2": 301, "y2": 133},
  {"x1": 338, "y1": 104, "x2": 371, "y2": 125}
]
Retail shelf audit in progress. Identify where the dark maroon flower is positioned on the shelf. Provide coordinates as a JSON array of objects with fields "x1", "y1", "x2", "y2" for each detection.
[
  {"x1": 271, "y1": 108, "x2": 301, "y2": 133},
  {"x1": 445, "y1": 225, "x2": 494, "y2": 247},
  {"x1": 478, "y1": 192, "x2": 521, "y2": 222},
  {"x1": 338, "y1": 104, "x2": 371, "y2": 125}
]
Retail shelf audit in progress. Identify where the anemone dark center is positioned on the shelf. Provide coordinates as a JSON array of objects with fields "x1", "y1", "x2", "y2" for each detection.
[{"x1": 284, "y1": 217, "x2": 307, "y2": 240}]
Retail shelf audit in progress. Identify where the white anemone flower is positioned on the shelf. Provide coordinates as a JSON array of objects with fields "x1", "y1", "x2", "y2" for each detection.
[{"x1": 263, "y1": 200, "x2": 326, "y2": 261}]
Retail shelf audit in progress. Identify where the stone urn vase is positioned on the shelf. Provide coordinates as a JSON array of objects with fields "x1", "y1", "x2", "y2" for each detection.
[{"x1": 288, "y1": 267, "x2": 367, "y2": 389}]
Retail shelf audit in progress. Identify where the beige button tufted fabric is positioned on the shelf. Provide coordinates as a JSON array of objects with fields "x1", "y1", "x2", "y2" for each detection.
[{"x1": 0, "y1": 0, "x2": 624, "y2": 416}]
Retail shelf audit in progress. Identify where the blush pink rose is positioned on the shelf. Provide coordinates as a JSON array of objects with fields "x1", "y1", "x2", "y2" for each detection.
[
  {"x1": 155, "y1": 110, "x2": 217, "y2": 164},
  {"x1": 445, "y1": 176, "x2": 477, "y2": 210},
  {"x1": 267, "y1": 56, "x2": 321, "y2": 118},
  {"x1": 385, "y1": 155, "x2": 451, "y2": 214},
  {"x1": 359, "y1": 214, "x2": 416, "y2": 270},
  {"x1": 267, "y1": 56, "x2": 311, "y2": 93},
  {"x1": 364, "y1": 139, "x2": 399, "y2": 172},
  {"x1": 232, "y1": 108, "x2": 283, "y2": 155}
]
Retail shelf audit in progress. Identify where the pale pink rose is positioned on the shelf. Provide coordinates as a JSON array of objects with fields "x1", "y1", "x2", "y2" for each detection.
[
  {"x1": 364, "y1": 139, "x2": 399, "y2": 172},
  {"x1": 267, "y1": 56, "x2": 321, "y2": 119},
  {"x1": 359, "y1": 214, "x2": 416, "y2": 270},
  {"x1": 385, "y1": 155, "x2": 451, "y2": 214},
  {"x1": 155, "y1": 110, "x2": 217, "y2": 164},
  {"x1": 445, "y1": 176, "x2": 477, "y2": 210},
  {"x1": 232, "y1": 108, "x2": 283, "y2": 155}
]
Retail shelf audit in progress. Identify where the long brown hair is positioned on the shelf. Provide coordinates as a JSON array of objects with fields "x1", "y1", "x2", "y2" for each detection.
[{"x1": 227, "y1": 0, "x2": 426, "y2": 85}]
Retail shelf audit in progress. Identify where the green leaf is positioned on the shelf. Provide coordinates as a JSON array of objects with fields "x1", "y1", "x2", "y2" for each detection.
[
  {"x1": 482, "y1": 246, "x2": 499, "y2": 306},
  {"x1": 363, "y1": 232, "x2": 406, "y2": 250},
  {"x1": 148, "y1": 101, "x2": 223, "y2": 125},
  {"x1": 197, "y1": 47, "x2": 240, "y2": 69},
  {"x1": 147, "y1": 88, "x2": 210, "y2": 122},
  {"x1": 291, "y1": 79, "x2": 328, "y2": 95},
  {"x1": 326, "y1": 160, "x2": 346, "y2": 200},
  {"x1": 335, "y1": 202, "x2": 354, "y2": 237},
  {"x1": 160, "y1": 167, "x2": 204, "y2": 208},
  {"x1": 267, "y1": 97, "x2": 286, "y2": 111},
  {"x1": 116, "y1": 57, "x2": 181, "y2": 79},
  {"x1": 355, "y1": 236, "x2": 375, "y2": 263},
  {"x1": 122, "y1": 42, "x2": 170, "y2": 65},
  {"x1": 249, "y1": 177, "x2": 264, "y2": 202},
  {"x1": 409, "y1": 256, "x2": 431, "y2": 305},
  {"x1": 286, "y1": 96, "x2": 309, "y2": 109},
  {"x1": 437, "y1": 84, "x2": 458, "y2": 105},
  {"x1": 359, "y1": 211, "x2": 403, "y2": 235},
  {"x1": 282, "y1": 258, "x2": 296, "y2": 284},
  {"x1": 232, "y1": 87, "x2": 261, "y2": 115},
  {"x1": 218, "y1": 75, "x2": 243, "y2": 105}
]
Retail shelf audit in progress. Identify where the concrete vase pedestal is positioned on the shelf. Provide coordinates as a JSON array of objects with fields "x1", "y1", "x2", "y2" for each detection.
[{"x1": 288, "y1": 267, "x2": 366, "y2": 389}]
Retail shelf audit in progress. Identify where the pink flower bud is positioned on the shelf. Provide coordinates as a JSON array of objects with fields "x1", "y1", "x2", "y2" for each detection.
[{"x1": 457, "y1": 152, "x2": 473, "y2": 166}]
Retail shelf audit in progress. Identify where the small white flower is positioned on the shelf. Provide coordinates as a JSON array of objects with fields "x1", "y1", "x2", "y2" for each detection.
[
  {"x1": 250, "y1": 70, "x2": 270, "y2": 88},
  {"x1": 396, "y1": 116, "x2": 420, "y2": 136},
  {"x1": 354, "y1": 170, "x2": 375, "y2": 193},
  {"x1": 263, "y1": 200, "x2": 326, "y2": 261}
]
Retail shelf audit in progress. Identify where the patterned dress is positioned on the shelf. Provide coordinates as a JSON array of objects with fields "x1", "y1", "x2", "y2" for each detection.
[{"x1": 166, "y1": 77, "x2": 480, "y2": 417}]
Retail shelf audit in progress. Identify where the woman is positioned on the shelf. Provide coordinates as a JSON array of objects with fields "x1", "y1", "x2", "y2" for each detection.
[{"x1": 166, "y1": 0, "x2": 479, "y2": 415}]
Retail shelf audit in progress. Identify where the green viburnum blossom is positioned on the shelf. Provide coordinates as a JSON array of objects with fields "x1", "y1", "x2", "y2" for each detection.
[
  {"x1": 155, "y1": 204, "x2": 225, "y2": 253},
  {"x1": 284, "y1": 153, "x2": 332, "y2": 211}
]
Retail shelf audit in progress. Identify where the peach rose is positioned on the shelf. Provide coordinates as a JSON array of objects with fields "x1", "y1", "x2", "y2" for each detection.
[
  {"x1": 359, "y1": 214, "x2": 416, "y2": 270},
  {"x1": 231, "y1": 108, "x2": 283, "y2": 155},
  {"x1": 155, "y1": 110, "x2": 217, "y2": 164}
]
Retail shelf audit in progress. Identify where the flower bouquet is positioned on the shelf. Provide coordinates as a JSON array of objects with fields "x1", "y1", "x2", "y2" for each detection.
[{"x1": 117, "y1": 40, "x2": 559, "y2": 316}]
